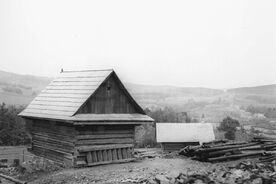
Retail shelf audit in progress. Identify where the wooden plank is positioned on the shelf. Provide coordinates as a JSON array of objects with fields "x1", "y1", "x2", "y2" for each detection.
[
  {"x1": 32, "y1": 136, "x2": 74, "y2": 147},
  {"x1": 23, "y1": 109, "x2": 74, "y2": 116},
  {"x1": 32, "y1": 128, "x2": 76, "y2": 139},
  {"x1": 107, "y1": 150, "x2": 112, "y2": 161},
  {"x1": 34, "y1": 97, "x2": 85, "y2": 103},
  {"x1": 112, "y1": 149, "x2": 117, "y2": 160},
  {"x1": 31, "y1": 100, "x2": 81, "y2": 107},
  {"x1": 76, "y1": 138, "x2": 134, "y2": 146},
  {"x1": 33, "y1": 140, "x2": 74, "y2": 153},
  {"x1": 103, "y1": 150, "x2": 107, "y2": 161},
  {"x1": 50, "y1": 81, "x2": 102, "y2": 86},
  {"x1": 46, "y1": 85, "x2": 97, "y2": 90},
  {"x1": 32, "y1": 139, "x2": 74, "y2": 150},
  {"x1": 117, "y1": 149, "x2": 122, "y2": 160},
  {"x1": 32, "y1": 132, "x2": 74, "y2": 143},
  {"x1": 32, "y1": 140, "x2": 74, "y2": 151},
  {"x1": 97, "y1": 151, "x2": 103, "y2": 162},
  {"x1": 73, "y1": 114, "x2": 153, "y2": 121},
  {"x1": 77, "y1": 124, "x2": 133, "y2": 130},
  {"x1": 92, "y1": 151, "x2": 98, "y2": 163},
  {"x1": 86, "y1": 152, "x2": 92, "y2": 164},
  {"x1": 32, "y1": 126, "x2": 75, "y2": 137},
  {"x1": 122, "y1": 148, "x2": 127, "y2": 159},
  {"x1": 52, "y1": 78, "x2": 105, "y2": 82},
  {"x1": 77, "y1": 130, "x2": 133, "y2": 135},
  {"x1": 87, "y1": 158, "x2": 135, "y2": 167},
  {"x1": 77, "y1": 144, "x2": 133, "y2": 152},
  {"x1": 74, "y1": 121, "x2": 151, "y2": 125},
  {"x1": 0, "y1": 173, "x2": 27, "y2": 184},
  {"x1": 21, "y1": 112, "x2": 69, "y2": 120},
  {"x1": 76, "y1": 134, "x2": 133, "y2": 140},
  {"x1": 208, "y1": 152, "x2": 264, "y2": 162},
  {"x1": 27, "y1": 104, "x2": 79, "y2": 112},
  {"x1": 41, "y1": 89, "x2": 92, "y2": 94},
  {"x1": 37, "y1": 93, "x2": 90, "y2": 99},
  {"x1": 32, "y1": 121, "x2": 74, "y2": 129},
  {"x1": 33, "y1": 134, "x2": 75, "y2": 146}
]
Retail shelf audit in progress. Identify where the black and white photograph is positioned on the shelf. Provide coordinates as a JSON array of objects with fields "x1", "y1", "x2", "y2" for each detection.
[{"x1": 0, "y1": 0, "x2": 276, "y2": 183}]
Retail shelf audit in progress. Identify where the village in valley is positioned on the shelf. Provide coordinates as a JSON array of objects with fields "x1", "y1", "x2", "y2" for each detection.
[{"x1": 1, "y1": 0, "x2": 276, "y2": 184}]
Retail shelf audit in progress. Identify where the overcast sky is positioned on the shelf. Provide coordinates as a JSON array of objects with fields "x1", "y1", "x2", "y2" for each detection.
[{"x1": 0, "y1": 0, "x2": 275, "y2": 88}]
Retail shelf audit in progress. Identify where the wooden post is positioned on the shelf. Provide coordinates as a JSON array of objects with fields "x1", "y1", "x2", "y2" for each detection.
[{"x1": 22, "y1": 149, "x2": 25, "y2": 163}]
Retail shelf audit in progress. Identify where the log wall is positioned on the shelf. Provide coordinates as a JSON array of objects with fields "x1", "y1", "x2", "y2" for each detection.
[
  {"x1": 28, "y1": 121, "x2": 136, "y2": 167},
  {"x1": 28, "y1": 119, "x2": 76, "y2": 166}
]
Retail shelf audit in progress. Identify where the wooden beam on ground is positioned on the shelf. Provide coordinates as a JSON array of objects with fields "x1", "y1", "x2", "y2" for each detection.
[{"x1": 0, "y1": 173, "x2": 27, "y2": 184}]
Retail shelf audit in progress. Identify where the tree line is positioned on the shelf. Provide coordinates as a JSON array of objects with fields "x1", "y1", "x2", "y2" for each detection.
[
  {"x1": 0, "y1": 103, "x2": 241, "y2": 147},
  {"x1": 0, "y1": 103, "x2": 30, "y2": 146}
]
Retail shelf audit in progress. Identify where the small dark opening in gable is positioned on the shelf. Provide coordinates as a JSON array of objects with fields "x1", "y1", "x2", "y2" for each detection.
[{"x1": 107, "y1": 80, "x2": 111, "y2": 91}]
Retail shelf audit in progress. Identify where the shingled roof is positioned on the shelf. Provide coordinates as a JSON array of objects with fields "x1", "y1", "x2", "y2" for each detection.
[{"x1": 19, "y1": 69, "x2": 153, "y2": 124}]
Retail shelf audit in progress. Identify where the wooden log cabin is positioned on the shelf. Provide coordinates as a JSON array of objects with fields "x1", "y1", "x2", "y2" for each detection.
[{"x1": 19, "y1": 69, "x2": 154, "y2": 167}]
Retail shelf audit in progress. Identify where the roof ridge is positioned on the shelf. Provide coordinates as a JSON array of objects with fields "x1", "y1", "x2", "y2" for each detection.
[{"x1": 62, "y1": 69, "x2": 114, "y2": 73}]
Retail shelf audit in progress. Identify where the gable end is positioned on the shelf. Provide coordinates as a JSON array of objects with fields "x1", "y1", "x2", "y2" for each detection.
[{"x1": 76, "y1": 72, "x2": 145, "y2": 114}]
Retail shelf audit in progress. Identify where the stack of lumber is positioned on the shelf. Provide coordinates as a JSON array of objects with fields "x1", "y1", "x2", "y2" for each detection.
[
  {"x1": 133, "y1": 148, "x2": 162, "y2": 159},
  {"x1": 179, "y1": 136, "x2": 276, "y2": 162}
]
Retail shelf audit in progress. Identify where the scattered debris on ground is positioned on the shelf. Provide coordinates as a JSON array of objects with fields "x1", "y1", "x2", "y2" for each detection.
[
  {"x1": 179, "y1": 136, "x2": 276, "y2": 162},
  {"x1": 144, "y1": 159, "x2": 276, "y2": 184},
  {"x1": 134, "y1": 148, "x2": 164, "y2": 159},
  {"x1": 0, "y1": 156, "x2": 63, "y2": 183},
  {"x1": 5, "y1": 137, "x2": 276, "y2": 184},
  {"x1": 0, "y1": 173, "x2": 27, "y2": 184}
]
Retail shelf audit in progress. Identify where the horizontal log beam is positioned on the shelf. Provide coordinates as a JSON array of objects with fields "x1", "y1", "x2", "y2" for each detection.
[
  {"x1": 77, "y1": 144, "x2": 133, "y2": 152},
  {"x1": 86, "y1": 158, "x2": 135, "y2": 167},
  {"x1": 76, "y1": 134, "x2": 133, "y2": 140},
  {"x1": 77, "y1": 130, "x2": 134, "y2": 135},
  {"x1": 76, "y1": 138, "x2": 134, "y2": 146},
  {"x1": 33, "y1": 134, "x2": 75, "y2": 146}
]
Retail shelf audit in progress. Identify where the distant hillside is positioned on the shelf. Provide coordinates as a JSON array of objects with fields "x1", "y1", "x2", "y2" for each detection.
[
  {"x1": 0, "y1": 70, "x2": 52, "y2": 90},
  {"x1": 0, "y1": 70, "x2": 225, "y2": 106},
  {"x1": 0, "y1": 69, "x2": 276, "y2": 110},
  {"x1": 125, "y1": 83, "x2": 224, "y2": 108},
  {"x1": 227, "y1": 85, "x2": 276, "y2": 105},
  {"x1": 0, "y1": 70, "x2": 52, "y2": 105},
  {"x1": 1, "y1": 69, "x2": 276, "y2": 125},
  {"x1": 126, "y1": 83, "x2": 223, "y2": 97},
  {"x1": 227, "y1": 84, "x2": 276, "y2": 95},
  {"x1": 125, "y1": 83, "x2": 224, "y2": 102}
]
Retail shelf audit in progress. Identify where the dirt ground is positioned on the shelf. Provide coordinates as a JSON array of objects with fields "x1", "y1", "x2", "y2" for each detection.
[
  {"x1": 27, "y1": 156, "x2": 229, "y2": 184},
  {"x1": 1, "y1": 148, "x2": 264, "y2": 184}
]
